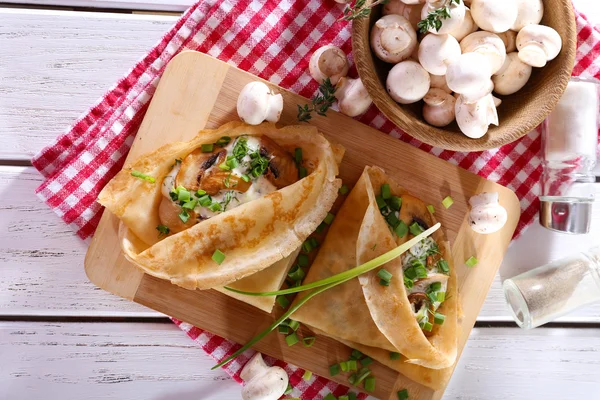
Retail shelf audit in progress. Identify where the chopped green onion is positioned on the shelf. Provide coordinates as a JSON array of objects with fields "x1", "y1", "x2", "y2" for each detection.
[
  {"x1": 308, "y1": 237, "x2": 319, "y2": 249},
  {"x1": 178, "y1": 188, "x2": 191, "y2": 202},
  {"x1": 277, "y1": 295, "x2": 290, "y2": 309},
  {"x1": 201, "y1": 143, "x2": 214, "y2": 153},
  {"x1": 379, "y1": 279, "x2": 390, "y2": 286},
  {"x1": 390, "y1": 352, "x2": 401, "y2": 360},
  {"x1": 302, "y1": 240, "x2": 312, "y2": 253},
  {"x1": 315, "y1": 222, "x2": 327, "y2": 233},
  {"x1": 215, "y1": 136, "x2": 231, "y2": 146},
  {"x1": 219, "y1": 162, "x2": 231, "y2": 171},
  {"x1": 131, "y1": 170, "x2": 155, "y2": 183},
  {"x1": 288, "y1": 320, "x2": 300, "y2": 331},
  {"x1": 324, "y1": 212, "x2": 336, "y2": 225},
  {"x1": 339, "y1": 185, "x2": 349, "y2": 195},
  {"x1": 241, "y1": 174, "x2": 250, "y2": 182},
  {"x1": 364, "y1": 377, "x2": 375, "y2": 392},
  {"x1": 395, "y1": 221, "x2": 408, "y2": 238},
  {"x1": 182, "y1": 200, "x2": 197, "y2": 210},
  {"x1": 351, "y1": 349, "x2": 363, "y2": 360},
  {"x1": 414, "y1": 265, "x2": 428, "y2": 279},
  {"x1": 434, "y1": 313, "x2": 446, "y2": 325},
  {"x1": 303, "y1": 370, "x2": 313, "y2": 381},
  {"x1": 422, "y1": 321, "x2": 433, "y2": 332},
  {"x1": 339, "y1": 396, "x2": 349, "y2": 400},
  {"x1": 212, "y1": 249, "x2": 226, "y2": 265},
  {"x1": 375, "y1": 195, "x2": 387, "y2": 209},
  {"x1": 348, "y1": 374, "x2": 357, "y2": 385},
  {"x1": 354, "y1": 368, "x2": 371, "y2": 385},
  {"x1": 156, "y1": 224, "x2": 170, "y2": 237},
  {"x1": 437, "y1": 292, "x2": 446, "y2": 302},
  {"x1": 409, "y1": 222, "x2": 424, "y2": 236},
  {"x1": 404, "y1": 277, "x2": 414, "y2": 289},
  {"x1": 428, "y1": 292, "x2": 438, "y2": 304},
  {"x1": 178, "y1": 210, "x2": 190, "y2": 223},
  {"x1": 442, "y1": 195, "x2": 454, "y2": 209},
  {"x1": 348, "y1": 393, "x2": 357, "y2": 400},
  {"x1": 324, "y1": 394, "x2": 337, "y2": 400},
  {"x1": 284, "y1": 383, "x2": 293, "y2": 395},
  {"x1": 397, "y1": 389, "x2": 409, "y2": 400},
  {"x1": 388, "y1": 196, "x2": 402, "y2": 211},
  {"x1": 208, "y1": 202, "x2": 222, "y2": 212},
  {"x1": 302, "y1": 336, "x2": 316, "y2": 347},
  {"x1": 288, "y1": 265, "x2": 305, "y2": 282},
  {"x1": 294, "y1": 148, "x2": 303, "y2": 164},
  {"x1": 386, "y1": 212, "x2": 400, "y2": 228},
  {"x1": 297, "y1": 254, "x2": 309, "y2": 267},
  {"x1": 196, "y1": 189, "x2": 207, "y2": 196},
  {"x1": 329, "y1": 363, "x2": 340, "y2": 376},
  {"x1": 377, "y1": 268, "x2": 393, "y2": 282},
  {"x1": 437, "y1": 259, "x2": 450, "y2": 273},
  {"x1": 278, "y1": 325, "x2": 290, "y2": 335},
  {"x1": 347, "y1": 359, "x2": 358, "y2": 371},
  {"x1": 381, "y1": 184, "x2": 391, "y2": 200},
  {"x1": 466, "y1": 256, "x2": 479, "y2": 267},
  {"x1": 427, "y1": 204, "x2": 435, "y2": 214},
  {"x1": 404, "y1": 267, "x2": 417, "y2": 280},
  {"x1": 428, "y1": 282, "x2": 442, "y2": 292},
  {"x1": 361, "y1": 357, "x2": 373, "y2": 366},
  {"x1": 286, "y1": 332, "x2": 299, "y2": 346},
  {"x1": 298, "y1": 166, "x2": 308, "y2": 179},
  {"x1": 340, "y1": 361, "x2": 349, "y2": 372}
]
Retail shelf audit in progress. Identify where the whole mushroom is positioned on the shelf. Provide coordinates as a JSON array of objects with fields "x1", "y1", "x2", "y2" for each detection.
[
  {"x1": 460, "y1": 31, "x2": 507, "y2": 75},
  {"x1": 335, "y1": 77, "x2": 373, "y2": 117},
  {"x1": 455, "y1": 93, "x2": 499, "y2": 138},
  {"x1": 516, "y1": 24, "x2": 563, "y2": 68},
  {"x1": 512, "y1": 0, "x2": 543, "y2": 31},
  {"x1": 497, "y1": 30, "x2": 517, "y2": 53},
  {"x1": 420, "y1": 0, "x2": 466, "y2": 35},
  {"x1": 423, "y1": 88, "x2": 456, "y2": 127},
  {"x1": 383, "y1": 0, "x2": 425, "y2": 31},
  {"x1": 371, "y1": 14, "x2": 418, "y2": 63},
  {"x1": 446, "y1": 52, "x2": 493, "y2": 101},
  {"x1": 468, "y1": 192, "x2": 508, "y2": 234},
  {"x1": 309, "y1": 45, "x2": 349, "y2": 85},
  {"x1": 418, "y1": 33, "x2": 462, "y2": 76},
  {"x1": 448, "y1": 8, "x2": 478, "y2": 42},
  {"x1": 237, "y1": 81, "x2": 283, "y2": 125},
  {"x1": 387, "y1": 60, "x2": 431, "y2": 104},
  {"x1": 492, "y1": 52, "x2": 532, "y2": 95},
  {"x1": 470, "y1": 0, "x2": 518, "y2": 33},
  {"x1": 241, "y1": 353, "x2": 289, "y2": 400}
]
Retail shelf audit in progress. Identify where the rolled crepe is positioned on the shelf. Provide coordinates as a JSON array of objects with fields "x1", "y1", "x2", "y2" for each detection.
[{"x1": 98, "y1": 122, "x2": 342, "y2": 306}]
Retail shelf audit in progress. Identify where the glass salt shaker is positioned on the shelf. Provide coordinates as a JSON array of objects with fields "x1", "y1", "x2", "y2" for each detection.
[
  {"x1": 540, "y1": 77, "x2": 600, "y2": 234},
  {"x1": 503, "y1": 246, "x2": 600, "y2": 329}
]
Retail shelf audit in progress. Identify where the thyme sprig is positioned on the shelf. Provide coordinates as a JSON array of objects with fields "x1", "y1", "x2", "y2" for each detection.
[
  {"x1": 297, "y1": 78, "x2": 337, "y2": 122},
  {"x1": 417, "y1": 0, "x2": 460, "y2": 34},
  {"x1": 338, "y1": 0, "x2": 389, "y2": 22}
]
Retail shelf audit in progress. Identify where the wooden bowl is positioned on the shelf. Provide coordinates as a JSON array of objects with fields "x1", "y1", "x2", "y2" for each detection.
[{"x1": 352, "y1": 0, "x2": 577, "y2": 151}]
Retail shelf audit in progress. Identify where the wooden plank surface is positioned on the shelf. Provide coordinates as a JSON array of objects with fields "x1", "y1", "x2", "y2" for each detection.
[{"x1": 2, "y1": 322, "x2": 599, "y2": 400}]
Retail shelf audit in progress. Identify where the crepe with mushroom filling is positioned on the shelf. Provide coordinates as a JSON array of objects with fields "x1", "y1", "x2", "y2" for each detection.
[
  {"x1": 291, "y1": 166, "x2": 457, "y2": 371},
  {"x1": 98, "y1": 122, "x2": 342, "y2": 299}
]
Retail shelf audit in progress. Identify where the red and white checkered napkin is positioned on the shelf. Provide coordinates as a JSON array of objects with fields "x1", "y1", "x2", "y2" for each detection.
[{"x1": 31, "y1": 1, "x2": 600, "y2": 398}]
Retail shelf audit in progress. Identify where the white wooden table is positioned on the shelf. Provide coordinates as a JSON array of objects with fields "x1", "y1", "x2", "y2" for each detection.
[{"x1": 1, "y1": 1, "x2": 599, "y2": 399}]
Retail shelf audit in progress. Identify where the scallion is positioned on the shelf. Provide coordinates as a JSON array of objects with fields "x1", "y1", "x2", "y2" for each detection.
[
  {"x1": 201, "y1": 143, "x2": 214, "y2": 153},
  {"x1": 315, "y1": 222, "x2": 327, "y2": 233},
  {"x1": 297, "y1": 254, "x2": 309, "y2": 267},
  {"x1": 340, "y1": 361, "x2": 349, "y2": 372},
  {"x1": 422, "y1": 321, "x2": 433, "y2": 332},
  {"x1": 241, "y1": 174, "x2": 250, "y2": 182},
  {"x1": 302, "y1": 336, "x2": 316, "y2": 348},
  {"x1": 208, "y1": 202, "x2": 222, "y2": 212},
  {"x1": 390, "y1": 352, "x2": 401, "y2": 360},
  {"x1": 375, "y1": 195, "x2": 387, "y2": 209},
  {"x1": 409, "y1": 222, "x2": 424, "y2": 236},
  {"x1": 219, "y1": 162, "x2": 231, "y2": 171},
  {"x1": 178, "y1": 188, "x2": 191, "y2": 202},
  {"x1": 277, "y1": 295, "x2": 290, "y2": 309},
  {"x1": 427, "y1": 204, "x2": 435, "y2": 214},
  {"x1": 361, "y1": 357, "x2": 373, "y2": 366},
  {"x1": 364, "y1": 376, "x2": 375, "y2": 392},
  {"x1": 308, "y1": 237, "x2": 319, "y2": 249},
  {"x1": 350, "y1": 349, "x2": 363, "y2": 360},
  {"x1": 434, "y1": 313, "x2": 446, "y2": 325},
  {"x1": 339, "y1": 185, "x2": 349, "y2": 195},
  {"x1": 278, "y1": 325, "x2": 290, "y2": 335},
  {"x1": 288, "y1": 265, "x2": 305, "y2": 282},
  {"x1": 348, "y1": 374, "x2": 357, "y2": 385},
  {"x1": 437, "y1": 292, "x2": 446, "y2": 302},
  {"x1": 286, "y1": 332, "x2": 299, "y2": 346},
  {"x1": 377, "y1": 268, "x2": 393, "y2": 282},
  {"x1": 381, "y1": 184, "x2": 391, "y2": 200},
  {"x1": 386, "y1": 212, "x2": 400, "y2": 228},
  {"x1": 156, "y1": 224, "x2": 170, "y2": 237},
  {"x1": 303, "y1": 370, "x2": 313, "y2": 381},
  {"x1": 437, "y1": 259, "x2": 450, "y2": 273},
  {"x1": 212, "y1": 249, "x2": 226, "y2": 265},
  {"x1": 298, "y1": 166, "x2": 308, "y2": 179},
  {"x1": 215, "y1": 136, "x2": 231, "y2": 146},
  {"x1": 324, "y1": 394, "x2": 337, "y2": 400},
  {"x1": 302, "y1": 240, "x2": 312, "y2": 253},
  {"x1": 348, "y1": 393, "x2": 357, "y2": 400},
  {"x1": 395, "y1": 221, "x2": 408, "y2": 238},
  {"x1": 428, "y1": 292, "x2": 438, "y2": 304},
  {"x1": 178, "y1": 210, "x2": 190, "y2": 223},
  {"x1": 339, "y1": 396, "x2": 349, "y2": 400},
  {"x1": 397, "y1": 389, "x2": 409, "y2": 400},
  {"x1": 404, "y1": 267, "x2": 417, "y2": 280},
  {"x1": 465, "y1": 256, "x2": 479, "y2": 267},
  {"x1": 284, "y1": 383, "x2": 293, "y2": 395},
  {"x1": 354, "y1": 368, "x2": 371, "y2": 385},
  {"x1": 347, "y1": 359, "x2": 358, "y2": 371},
  {"x1": 198, "y1": 195, "x2": 212, "y2": 207},
  {"x1": 442, "y1": 195, "x2": 454, "y2": 209},
  {"x1": 196, "y1": 189, "x2": 207, "y2": 196},
  {"x1": 288, "y1": 320, "x2": 300, "y2": 331},
  {"x1": 131, "y1": 170, "x2": 155, "y2": 183},
  {"x1": 404, "y1": 277, "x2": 414, "y2": 289},
  {"x1": 428, "y1": 282, "x2": 442, "y2": 292},
  {"x1": 329, "y1": 363, "x2": 340, "y2": 376},
  {"x1": 414, "y1": 265, "x2": 428, "y2": 279},
  {"x1": 379, "y1": 279, "x2": 390, "y2": 286},
  {"x1": 324, "y1": 212, "x2": 336, "y2": 225},
  {"x1": 388, "y1": 196, "x2": 402, "y2": 211},
  {"x1": 182, "y1": 200, "x2": 197, "y2": 210},
  {"x1": 294, "y1": 148, "x2": 303, "y2": 164}
]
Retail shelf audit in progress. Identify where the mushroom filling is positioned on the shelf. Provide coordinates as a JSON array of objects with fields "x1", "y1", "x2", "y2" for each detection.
[{"x1": 158, "y1": 135, "x2": 300, "y2": 234}]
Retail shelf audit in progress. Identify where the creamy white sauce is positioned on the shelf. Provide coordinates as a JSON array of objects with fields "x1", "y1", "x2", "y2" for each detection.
[{"x1": 161, "y1": 162, "x2": 182, "y2": 198}]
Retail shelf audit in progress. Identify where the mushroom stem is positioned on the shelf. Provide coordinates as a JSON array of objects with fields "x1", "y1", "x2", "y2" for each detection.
[
  {"x1": 237, "y1": 81, "x2": 283, "y2": 125},
  {"x1": 468, "y1": 192, "x2": 508, "y2": 234},
  {"x1": 241, "y1": 353, "x2": 289, "y2": 400},
  {"x1": 334, "y1": 77, "x2": 373, "y2": 117}
]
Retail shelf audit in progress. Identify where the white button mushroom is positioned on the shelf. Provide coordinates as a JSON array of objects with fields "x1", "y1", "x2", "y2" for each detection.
[
  {"x1": 423, "y1": 88, "x2": 457, "y2": 127},
  {"x1": 237, "y1": 82, "x2": 283, "y2": 125},
  {"x1": 334, "y1": 77, "x2": 373, "y2": 117},
  {"x1": 420, "y1": 0, "x2": 466, "y2": 35},
  {"x1": 383, "y1": 0, "x2": 425, "y2": 31},
  {"x1": 470, "y1": 0, "x2": 518, "y2": 33},
  {"x1": 418, "y1": 33, "x2": 461, "y2": 76},
  {"x1": 468, "y1": 192, "x2": 508, "y2": 234},
  {"x1": 492, "y1": 52, "x2": 532, "y2": 95},
  {"x1": 371, "y1": 14, "x2": 418, "y2": 63},
  {"x1": 430, "y1": 74, "x2": 452, "y2": 93},
  {"x1": 460, "y1": 31, "x2": 507, "y2": 75},
  {"x1": 460, "y1": 79, "x2": 494, "y2": 104},
  {"x1": 387, "y1": 60, "x2": 431, "y2": 104},
  {"x1": 497, "y1": 30, "x2": 517, "y2": 53},
  {"x1": 241, "y1": 353, "x2": 289, "y2": 400},
  {"x1": 493, "y1": 95, "x2": 502, "y2": 107},
  {"x1": 455, "y1": 93, "x2": 498, "y2": 138},
  {"x1": 512, "y1": 0, "x2": 543, "y2": 31},
  {"x1": 516, "y1": 24, "x2": 563, "y2": 68},
  {"x1": 308, "y1": 45, "x2": 349, "y2": 85},
  {"x1": 448, "y1": 8, "x2": 478, "y2": 42},
  {"x1": 446, "y1": 52, "x2": 493, "y2": 99}
]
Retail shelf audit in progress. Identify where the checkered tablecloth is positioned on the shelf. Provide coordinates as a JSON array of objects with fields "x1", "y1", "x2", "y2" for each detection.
[{"x1": 32, "y1": 1, "x2": 600, "y2": 398}]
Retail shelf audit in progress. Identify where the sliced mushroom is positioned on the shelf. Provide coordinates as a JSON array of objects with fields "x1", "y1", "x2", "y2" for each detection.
[
  {"x1": 446, "y1": 52, "x2": 493, "y2": 96},
  {"x1": 200, "y1": 168, "x2": 251, "y2": 195},
  {"x1": 497, "y1": 30, "x2": 517, "y2": 53},
  {"x1": 371, "y1": 14, "x2": 418, "y2": 63},
  {"x1": 430, "y1": 74, "x2": 452, "y2": 93},
  {"x1": 460, "y1": 31, "x2": 507, "y2": 75},
  {"x1": 470, "y1": 0, "x2": 518, "y2": 33},
  {"x1": 382, "y1": 0, "x2": 425, "y2": 31},
  {"x1": 241, "y1": 353, "x2": 289, "y2": 400},
  {"x1": 512, "y1": 0, "x2": 543, "y2": 31},
  {"x1": 176, "y1": 149, "x2": 226, "y2": 192},
  {"x1": 492, "y1": 52, "x2": 532, "y2": 95},
  {"x1": 420, "y1": 0, "x2": 466, "y2": 35},
  {"x1": 418, "y1": 33, "x2": 462, "y2": 75},
  {"x1": 448, "y1": 8, "x2": 478, "y2": 42},
  {"x1": 423, "y1": 88, "x2": 456, "y2": 127},
  {"x1": 387, "y1": 60, "x2": 431, "y2": 104},
  {"x1": 308, "y1": 45, "x2": 349, "y2": 85},
  {"x1": 237, "y1": 82, "x2": 283, "y2": 125},
  {"x1": 516, "y1": 24, "x2": 563, "y2": 68},
  {"x1": 158, "y1": 196, "x2": 197, "y2": 233},
  {"x1": 259, "y1": 136, "x2": 299, "y2": 188},
  {"x1": 334, "y1": 77, "x2": 373, "y2": 117},
  {"x1": 455, "y1": 93, "x2": 499, "y2": 138},
  {"x1": 408, "y1": 292, "x2": 435, "y2": 336}
]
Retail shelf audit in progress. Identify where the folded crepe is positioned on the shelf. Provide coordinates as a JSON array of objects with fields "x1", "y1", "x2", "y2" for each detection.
[
  {"x1": 99, "y1": 121, "x2": 342, "y2": 312},
  {"x1": 292, "y1": 166, "x2": 458, "y2": 380}
]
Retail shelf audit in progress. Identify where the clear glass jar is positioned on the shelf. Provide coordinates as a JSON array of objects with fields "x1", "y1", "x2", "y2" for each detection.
[{"x1": 503, "y1": 246, "x2": 600, "y2": 329}]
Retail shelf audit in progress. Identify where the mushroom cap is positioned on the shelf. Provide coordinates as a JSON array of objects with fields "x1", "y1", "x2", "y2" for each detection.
[
  {"x1": 430, "y1": 74, "x2": 452, "y2": 93},
  {"x1": 387, "y1": 60, "x2": 431, "y2": 104},
  {"x1": 241, "y1": 353, "x2": 269, "y2": 382},
  {"x1": 460, "y1": 79, "x2": 494, "y2": 104},
  {"x1": 334, "y1": 77, "x2": 373, "y2": 117},
  {"x1": 423, "y1": 88, "x2": 456, "y2": 127},
  {"x1": 237, "y1": 81, "x2": 283, "y2": 125},
  {"x1": 308, "y1": 45, "x2": 349, "y2": 85},
  {"x1": 370, "y1": 14, "x2": 418, "y2": 63},
  {"x1": 418, "y1": 33, "x2": 461, "y2": 75},
  {"x1": 470, "y1": 0, "x2": 518, "y2": 33},
  {"x1": 497, "y1": 30, "x2": 517, "y2": 53},
  {"x1": 460, "y1": 31, "x2": 507, "y2": 75},
  {"x1": 446, "y1": 52, "x2": 492, "y2": 95},
  {"x1": 469, "y1": 192, "x2": 500, "y2": 208},
  {"x1": 382, "y1": 0, "x2": 425, "y2": 31},
  {"x1": 492, "y1": 52, "x2": 532, "y2": 95},
  {"x1": 241, "y1": 366, "x2": 289, "y2": 400},
  {"x1": 512, "y1": 0, "x2": 544, "y2": 31},
  {"x1": 420, "y1": 0, "x2": 466, "y2": 35},
  {"x1": 455, "y1": 93, "x2": 499, "y2": 138},
  {"x1": 516, "y1": 24, "x2": 563, "y2": 67},
  {"x1": 448, "y1": 8, "x2": 479, "y2": 42}
]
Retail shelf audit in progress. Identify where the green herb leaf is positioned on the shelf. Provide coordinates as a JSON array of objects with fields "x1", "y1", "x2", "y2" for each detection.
[{"x1": 296, "y1": 78, "x2": 336, "y2": 121}]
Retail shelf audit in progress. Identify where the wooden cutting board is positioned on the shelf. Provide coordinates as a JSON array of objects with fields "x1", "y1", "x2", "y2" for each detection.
[{"x1": 85, "y1": 51, "x2": 520, "y2": 399}]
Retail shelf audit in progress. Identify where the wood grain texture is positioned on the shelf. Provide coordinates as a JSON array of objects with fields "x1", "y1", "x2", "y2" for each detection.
[
  {"x1": 85, "y1": 51, "x2": 520, "y2": 399},
  {"x1": 0, "y1": 8, "x2": 178, "y2": 160},
  {"x1": 351, "y1": 0, "x2": 577, "y2": 151},
  {"x1": 2, "y1": 322, "x2": 600, "y2": 400}
]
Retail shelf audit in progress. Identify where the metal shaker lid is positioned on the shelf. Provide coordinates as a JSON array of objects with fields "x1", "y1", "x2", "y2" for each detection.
[{"x1": 539, "y1": 197, "x2": 593, "y2": 234}]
